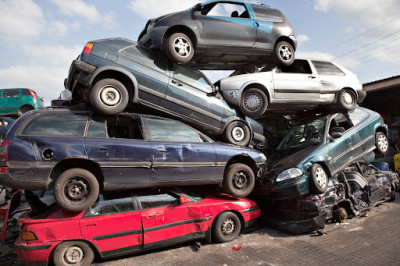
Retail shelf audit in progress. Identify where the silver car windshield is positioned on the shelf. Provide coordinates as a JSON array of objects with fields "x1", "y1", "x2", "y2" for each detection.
[{"x1": 277, "y1": 119, "x2": 325, "y2": 150}]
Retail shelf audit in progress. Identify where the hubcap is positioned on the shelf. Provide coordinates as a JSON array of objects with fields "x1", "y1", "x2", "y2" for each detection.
[
  {"x1": 233, "y1": 171, "x2": 248, "y2": 190},
  {"x1": 244, "y1": 93, "x2": 262, "y2": 111},
  {"x1": 65, "y1": 178, "x2": 89, "y2": 202},
  {"x1": 315, "y1": 167, "x2": 327, "y2": 188},
  {"x1": 279, "y1": 45, "x2": 292, "y2": 61},
  {"x1": 342, "y1": 91, "x2": 354, "y2": 105},
  {"x1": 100, "y1": 86, "x2": 121, "y2": 106},
  {"x1": 221, "y1": 218, "x2": 235, "y2": 236},
  {"x1": 64, "y1": 246, "x2": 84, "y2": 264},
  {"x1": 231, "y1": 126, "x2": 245, "y2": 142},
  {"x1": 377, "y1": 134, "x2": 388, "y2": 152},
  {"x1": 173, "y1": 37, "x2": 191, "y2": 58}
]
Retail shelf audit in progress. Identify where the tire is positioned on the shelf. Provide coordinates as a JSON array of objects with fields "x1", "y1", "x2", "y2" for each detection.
[
  {"x1": 54, "y1": 168, "x2": 100, "y2": 212},
  {"x1": 90, "y1": 78, "x2": 129, "y2": 115},
  {"x1": 18, "y1": 105, "x2": 34, "y2": 116},
  {"x1": 165, "y1": 32, "x2": 194, "y2": 63},
  {"x1": 54, "y1": 241, "x2": 94, "y2": 266},
  {"x1": 273, "y1": 41, "x2": 295, "y2": 67},
  {"x1": 239, "y1": 88, "x2": 268, "y2": 117},
  {"x1": 212, "y1": 211, "x2": 241, "y2": 243},
  {"x1": 309, "y1": 163, "x2": 329, "y2": 194},
  {"x1": 223, "y1": 121, "x2": 251, "y2": 146},
  {"x1": 223, "y1": 163, "x2": 255, "y2": 198},
  {"x1": 375, "y1": 132, "x2": 388, "y2": 155},
  {"x1": 337, "y1": 89, "x2": 357, "y2": 110}
]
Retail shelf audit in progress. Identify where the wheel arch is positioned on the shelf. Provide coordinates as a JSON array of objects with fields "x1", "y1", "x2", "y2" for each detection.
[
  {"x1": 163, "y1": 25, "x2": 198, "y2": 50},
  {"x1": 335, "y1": 87, "x2": 358, "y2": 103},
  {"x1": 242, "y1": 82, "x2": 271, "y2": 104},
  {"x1": 275, "y1": 36, "x2": 296, "y2": 51},
  {"x1": 89, "y1": 67, "x2": 139, "y2": 103},
  {"x1": 308, "y1": 161, "x2": 332, "y2": 178},
  {"x1": 220, "y1": 117, "x2": 252, "y2": 136},
  {"x1": 49, "y1": 159, "x2": 104, "y2": 190},
  {"x1": 225, "y1": 155, "x2": 258, "y2": 178},
  {"x1": 50, "y1": 239, "x2": 101, "y2": 264},
  {"x1": 212, "y1": 210, "x2": 245, "y2": 233},
  {"x1": 375, "y1": 125, "x2": 388, "y2": 136}
]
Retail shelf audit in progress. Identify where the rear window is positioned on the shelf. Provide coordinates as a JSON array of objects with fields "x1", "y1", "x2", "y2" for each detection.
[
  {"x1": 251, "y1": 5, "x2": 283, "y2": 22},
  {"x1": 312, "y1": 61, "x2": 345, "y2": 76},
  {"x1": 21, "y1": 89, "x2": 32, "y2": 96},
  {"x1": 22, "y1": 113, "x2": 88, "y2": 136}
]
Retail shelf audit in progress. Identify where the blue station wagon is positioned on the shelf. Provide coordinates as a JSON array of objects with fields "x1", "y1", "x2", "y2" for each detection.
[
  {"x1": 254, "y1": 107, "x2": 388, "y2": 200},
  {"x1": 65, "y1": 38, "x2": 265, "y2": 147},
  {"x1": 0, "y1": 108, "x2": 266, "y2": 212}
]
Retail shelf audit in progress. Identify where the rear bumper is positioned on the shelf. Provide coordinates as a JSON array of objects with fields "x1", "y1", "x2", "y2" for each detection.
[
  {"x1": 65, "y1": 59, "x2": 96, "y2": 92},
  {"x1": 15, "y1": 238, "x2": 59, "y2": 266},
  {"x1": 0, "y1": 172, "x2": 50, "y2": 190}
]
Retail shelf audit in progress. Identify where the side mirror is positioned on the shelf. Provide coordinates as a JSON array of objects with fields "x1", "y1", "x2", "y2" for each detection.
[
  {"x1": 179, "y1": 195, "x2": 192, "y2": 204},
  {"x1": 192, "y1": 3, "x2": 202, "y2": 16},
  {"x1": 330, "y1": 131, "x2": 342, "y2": 139}
]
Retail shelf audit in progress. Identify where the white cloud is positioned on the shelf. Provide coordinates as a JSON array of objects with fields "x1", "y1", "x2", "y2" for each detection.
[
  {"x1": 50, "y1": 0, "x2": 117, "y2": 29},
  {"x1": 296, "y1": 34, "x2": 310, "y2": 47},
  {"x1": 0, "y1": 0, "x2": 45, "y2": 41},
  {"x1": 128, "y1": 0, "x2": 198, "y2": 19}
]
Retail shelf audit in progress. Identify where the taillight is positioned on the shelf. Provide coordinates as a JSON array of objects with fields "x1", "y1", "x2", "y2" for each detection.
[
  {"x1": 0, "y1": 140, "x2": 10, "y2": 172},
  {"x1": 21, "y1": 230, "x2": 38, "y2": 241},
  {"x1": 83, "y1": 42, "x2": 93, "y2": 54},
  {"x1": 27, "y1": 89, "x2": 37, "y2": 100}
]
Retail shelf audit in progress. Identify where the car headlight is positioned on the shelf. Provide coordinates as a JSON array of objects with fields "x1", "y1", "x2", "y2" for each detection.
[
  {"x1": 260, "y1": 153, "x2": 267, "y2": 162},
  {"x1": 276, "y1": 168, "x2": 303, "y2": 182}
]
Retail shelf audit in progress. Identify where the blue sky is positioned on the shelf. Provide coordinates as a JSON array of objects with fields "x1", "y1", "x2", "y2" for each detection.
[{"x1": 0, "y1": 0, "x2": 399, "y2": 105}]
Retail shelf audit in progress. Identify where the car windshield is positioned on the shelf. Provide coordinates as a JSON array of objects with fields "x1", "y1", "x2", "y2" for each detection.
[{"x1": 277, "y1": 118, "x2": 326, "y2": 150}]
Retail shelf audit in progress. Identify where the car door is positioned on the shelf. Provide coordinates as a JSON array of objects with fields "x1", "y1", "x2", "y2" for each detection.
[
  {"x1": 80, "y1": 196, "x2": 143, "y2": 257},
  {"x1": 196, "y1": 2, "x2": 256, "y2": 47},
  {"x1": 347, "y1": 108, "x2": 375, "y2": 155},
  {"x1": 144, "y1": 116, "x2": 216, "y2": 183},
  {"x1": 118, "y1": 45, "x2": 169, "y2": 107},
  {"x1": 137, "y1": 192, "x2": 206, "y2": 250},
  {"x1": 272, "y1": 60, "x2": 320, "y2": 102},
  {"x1": 311, "y1": 60, "x2": 346, "y2": 102},
  {"x1": 358, "y1": 162, "x2": 391, "y2": 203},
  {"x1": 85, "y1": 114, "x2": 153, "y2": 190},
  {"x1": 0, "y1": 89, "x2": 20, "y2": 114},
  {"x1": 327, "y1": 113, "x2": 360, "y2": 171},
  {"x1": 165, "y1": 64, "x2": 225, "y2": 132}
]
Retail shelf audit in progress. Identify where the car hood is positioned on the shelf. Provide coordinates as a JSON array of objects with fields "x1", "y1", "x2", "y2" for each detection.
[{"x1": 268, "y1": 145, "x2": 320, "y2": 175}]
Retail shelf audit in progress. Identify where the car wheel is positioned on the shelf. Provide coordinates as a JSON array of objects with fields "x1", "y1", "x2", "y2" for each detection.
[
  {"x1": 240, "y1": 88, "x2": 268, "y2": 117},
  {"x1": 375, "y1": 132, "x2": 389, "y2": 155},
  {"x1": 223, "y1": 121, "x2": 251, "y2": 146},
  {"x1": 212, "y1": 211, "x2": 241, "y2": 243},
  {"x1": 223, "y1": 163, "x2": 255, "y2": 198},
  {"x1": 53, "y1": 241, "x2": 94, "y2": 266},
  {"x1": 90, "y1": 78, "x2": 129, "y2": 115},
  {"x1": 165, "y1": 32, "x2": 194, "y2": 63},
  {"x1": 337, "y1": 89, "x2": 357, "y2": 110},
  {"x1": 18, "y1": 105, "x2": 34, "y2": 116},
  {"x1": 54, "y1": 168, "x2": 100, "y2": 212},
  {"x1": 309, "y1": 163, "x2": 329, "y2": 194},
  {"x1": 273, "y1": 41, "x2": 295, "y2": 67}
]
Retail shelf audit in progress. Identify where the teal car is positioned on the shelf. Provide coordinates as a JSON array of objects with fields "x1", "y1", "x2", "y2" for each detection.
[
  {"x1": 254, "y1": 107, "x2": 389, "y2": 200},
  {"x1": 0, "y1": 88, "x2": 43, "y2": 116}
]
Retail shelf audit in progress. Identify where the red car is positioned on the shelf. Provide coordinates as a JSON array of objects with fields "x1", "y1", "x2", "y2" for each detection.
[{"x1": 15, "y1": 189, "x2": 260, "y2": 265}]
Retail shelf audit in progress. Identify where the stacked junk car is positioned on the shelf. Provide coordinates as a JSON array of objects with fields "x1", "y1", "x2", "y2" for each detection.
[{"x1": 0, "y1": 1, "x2": 398, "y2": 265}]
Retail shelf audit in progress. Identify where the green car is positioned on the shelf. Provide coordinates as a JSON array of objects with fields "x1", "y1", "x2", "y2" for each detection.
[
  {"x1": 254, "y1": 107, "x2": 389, "y2": 200},
  {"x1": 0, "y1": 88, "x2": 43, "y2": 116}
]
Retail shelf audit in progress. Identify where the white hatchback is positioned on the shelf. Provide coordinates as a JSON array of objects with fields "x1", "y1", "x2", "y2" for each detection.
[{"x1": 219, "y1": 59, "x2": 365, "y2": 117}]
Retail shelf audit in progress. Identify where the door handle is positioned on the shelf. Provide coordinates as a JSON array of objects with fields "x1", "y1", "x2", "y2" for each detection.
[
  {"x1": 308, "y1": 76, "x2": 316, "y2": 79},
  {"x1": 145, "y1": 215, "x2": 157, "y2": 220},
  {"x1": 156, "y1": 148, "x2": 167, "y2": 153},
  {"x1": 95, "y1": 147, "x2": 108, "y2": 152},
  {"x1": 171, "y1": 80, "x2": 183, "y2": 86},
  {"x1": 85, "y1": 223, "x2": 97, "y2": 227}
]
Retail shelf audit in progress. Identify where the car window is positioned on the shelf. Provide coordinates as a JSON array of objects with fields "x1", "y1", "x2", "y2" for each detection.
[
  {"x1": 348, "y1": 108, "x2": 369, "y2": 126},
  {"x1": 329, "y1": 113, "x2": 352, "y2": 135},
  {"x1": 145, "y1": 117, "x2": 204, "y2": 142},
  {"x1": 2, "y1": 89, "x2": 20, "y2": 98},
  {"x1": 312, "y1": 61, "x2": 345, "y2": 76},
  {"x1": 21, "y1": 113, "x2": 88, "y2": 136},
  {"x1": 21, "y1": 89, "x2": 31, "y2": 96},
  {"x1": 119, "y1": 45, "x2": 167, "y2": 73},
  {"x1": 88, "y1": 115, "x2": 143, "y2": 139},
  {"x1": 84, "y1": 196, "x2": 136, "y2": 217},
  {"x1": 137, "y1": 193, "x2": 179, "y2": 209},
  {"x1": 359, "y1": 162, "x2": 379, "y2": 176},
  {"x1": 202, "y1": 2, "x2": 249, "y2": 18},
  {"x1": 251, "y1": 4, "x2": 283, "y2": 22},
  {"x1": 277, "y1": 60, "x2": 312, "y2": 74},
  {"x1": 172, "y1": 65, "x2": 213, "y2": 93}
]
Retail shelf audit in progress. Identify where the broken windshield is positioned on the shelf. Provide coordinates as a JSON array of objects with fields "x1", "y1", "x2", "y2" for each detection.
[{"x1": 277, "y1": 118, "x2": 325, "y2": 151}]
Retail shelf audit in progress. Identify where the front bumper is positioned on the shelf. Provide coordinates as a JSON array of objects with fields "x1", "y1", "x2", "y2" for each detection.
[
  {"x1": 252, "y1": 174, "x2": 310, "y2": 200},
  {"x1": 264, "y1": 211, "x2": 327, "y2": 234},
  {"x1": 357, "y1": 90, "x2": 367, "y2": 103}
]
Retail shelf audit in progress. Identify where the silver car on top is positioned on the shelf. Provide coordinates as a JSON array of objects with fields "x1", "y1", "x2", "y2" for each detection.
[{"x1": 218, "y1": 59, "x2": 366, "y2": 118}]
